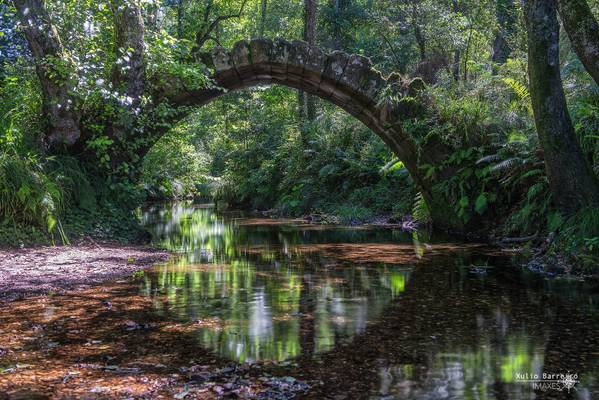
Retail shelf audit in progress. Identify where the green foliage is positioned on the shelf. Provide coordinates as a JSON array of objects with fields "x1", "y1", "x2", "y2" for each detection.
[
  {"x1": 86, "y1": 135, "x2": 114, "y2": 169},
  {"x1": 502, "y1": 77, "x2": 529, "y2": 99},
  {"x1": 62, "y1": 204, "x2": 147, "y2": 244},
  {"x1": 141, "y1": 123, "x2": 210, "y2": 200},
  {"x1": 329, "y1": 205, "x2": 375, "y2": 224},
  {"x1": 146, "y1": 31, "x2": 212, "y2": 92},
  {"x1": 0, "y1": 152, "x2": 68, "y2": 244},
  {"x1": 551, "y1": 207, "x2": 599, "y2": 273},
  {"x1": 189, "y1": 90, "x2": 415, "y2": 220},
  {"x1": 412, "y1": 192, "x2": 431, "y2": 224},
  {"x1": 570, "y1": 92, "x2": 599, "y2": 176}
]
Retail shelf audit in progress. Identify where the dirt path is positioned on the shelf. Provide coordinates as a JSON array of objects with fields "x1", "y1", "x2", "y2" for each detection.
[{"x1": 0, "y1": 242, "x2": 169, "y2": 302}]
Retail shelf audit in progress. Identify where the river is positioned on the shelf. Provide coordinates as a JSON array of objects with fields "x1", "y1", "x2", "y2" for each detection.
[
  {"x1": 1, "y1": 202, "x2": 598, "y2": 399},
  {"x1": 138, "y1": 202, "x2": 599, "y2": 399}
]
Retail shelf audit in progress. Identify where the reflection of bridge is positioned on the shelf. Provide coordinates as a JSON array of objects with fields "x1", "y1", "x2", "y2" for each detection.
[{"x1": 166, "y1": 38, "x2": 453, "y2": 223}]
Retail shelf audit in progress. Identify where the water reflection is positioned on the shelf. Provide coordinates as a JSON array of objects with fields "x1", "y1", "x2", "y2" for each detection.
[{"x1": 140, "y1": 202, "x2": 599, "y2": 398}]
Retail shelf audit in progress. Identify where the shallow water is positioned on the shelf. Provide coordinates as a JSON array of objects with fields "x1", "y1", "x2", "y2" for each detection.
[
  {"x1": 2, "y1": 202, "x2": 598, "y2": 399},
  {"x1": 138, "y1": 202, "x2": 599, "y2": 399}
]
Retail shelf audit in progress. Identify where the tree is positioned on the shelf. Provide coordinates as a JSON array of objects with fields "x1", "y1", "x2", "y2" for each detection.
[
  {"x1": 450, "y1": 0, "x2": 461, "y2": 81},
  {"x1": 328, "y1": 0, "x2": 348, "y2": 50},
  {"x1": 175, "y1": 0, "x2": 186, "y2": 39},
  {"x1": 13, "y1": 0, "x2": 80, "y2": 146},
  {"x1": 557, "y1": 0, "x2": 599, "y2": 85},
  {"x1": 491, "y1": 0, "x2": 515, "y2": 71},
  {"x1": 110, "y1": 0, "x2": 146, "y2": 109},
  {"x1": 299, "y1": 0, "x2": 317, "y2": 123},
  {"x1": 523, "y1": 0, "x2": 599, "y2": 212},
  {"x1": 194, "y1": 0, "x2": 249, "y2": 49},
  {"x1": 259, "y1": 0, "x2": 268, "y2": 37}
]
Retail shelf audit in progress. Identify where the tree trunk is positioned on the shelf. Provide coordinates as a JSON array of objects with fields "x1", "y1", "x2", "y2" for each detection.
[
  {"x1": 451, "y1": 0, "x2": 461, "y2": 81},
  {"x1": 110, "y1": 0, "x2": 146, "y2": 105},
  {"x1": 557, "y1": 0, "x2": 599, "y2": 85},
  {"x1": 12, "y1": 0, "x2": 81, "y2": 146},
  {"x1": 452, "y1": 50, "x2": 461, "y2": 81},
  {"x1": 491, "y1": 0, "x2": 515, "y2": 72},
  {"x1": 524, "y1": 0, "x2": 599, "y2": 212},
  {"x1": 301, "y1": 0, "x2": 317, "y2": 122},
  {"x1": 329, "y1": 0, "x2": 345, "y2": 50},
  {"x1": 176, "y1": 0, "x2": 184, "y2": 39},
  {"x1": 412, "y1": 3, "x2": 426, "y2": 63},
  {"x1": 259, "y1": 0, "x2": 267, "y2": 37}
]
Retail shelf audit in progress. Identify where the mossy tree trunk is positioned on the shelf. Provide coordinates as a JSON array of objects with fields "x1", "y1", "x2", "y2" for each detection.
[
  {"x1": 557, "y1": 0, "x2": 599, "y2": 86},
  {"x1": 13, "y1": 0, "x2": 81, "y2": 147},
  {"x1": 299, "y1": 0, "x2": 318, "y2": 123},
  {"x1": 524, "y1": 0, "x2": 599, "y2": 212},
  {"x1": 110, "y1": 0, "x2": 146, "y2": 107}
]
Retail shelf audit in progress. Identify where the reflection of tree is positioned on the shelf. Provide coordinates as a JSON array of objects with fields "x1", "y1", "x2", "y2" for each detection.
[
  {"x1": 139, "y1": 204, "x2": 599, "y2": 397},
  {"x1": 291, "y1": 255, "x2": 599, "y2": 399},
  {"x1": 140, "y1": 203, "x2": 412, "y2": 363},
  {"x1": 141, "y1": 203, "x2": 417, "y2": 263},
  {"x1": 141, "y1": 253, "x2": 408, "y2": 362}
]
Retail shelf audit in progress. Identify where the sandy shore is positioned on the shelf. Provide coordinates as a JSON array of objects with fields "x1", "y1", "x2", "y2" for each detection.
[{"x1": 0, "y1": 241, "x2": 169, "y2": 302}]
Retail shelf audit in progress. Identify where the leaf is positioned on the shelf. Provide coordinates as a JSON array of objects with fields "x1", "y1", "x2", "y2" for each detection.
[
  {"x1": 547, "y1": 212, "x2": 563, "y2": 231},
  {"x1": 527, "y1": 182, "x2": 546, "y2": 202},
  {"x1": 318, "y1": 164, "x2": 338, "y2": 178},
  {"x1": 474, "y1": 193, "x2": 488, "y2": 215},
  {"x1": 17, "y1": 185, "x2": 31, "y2": 202},
  {"x1": 386, "y1": 160, "x2": 405, "y2": 173},
  {"x1": 502, "y1": 77, "x2": 530, "y2": 101},
  {"x1": 47, "y1": 214, "x2": 57, "y2": 232}
]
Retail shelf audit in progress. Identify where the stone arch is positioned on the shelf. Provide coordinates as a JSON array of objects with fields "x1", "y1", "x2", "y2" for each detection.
[{"x1": 165, "y1": 38, "x2": 457, "y2": 228}]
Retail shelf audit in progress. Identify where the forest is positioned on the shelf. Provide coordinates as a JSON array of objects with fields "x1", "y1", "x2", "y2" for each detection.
[{"x1": 1, "y1": 0, "x2": 599, "y2": 398}]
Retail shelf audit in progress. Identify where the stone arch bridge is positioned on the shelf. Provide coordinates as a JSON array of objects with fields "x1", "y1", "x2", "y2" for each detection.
[{"x1": 166, "y1": 38, "x2": 455, "y2": 227}]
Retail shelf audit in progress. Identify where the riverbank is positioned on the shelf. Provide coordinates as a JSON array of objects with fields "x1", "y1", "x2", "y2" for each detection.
[{"x1": 0, "y1": 241, "x2": 169, "y2": 302}]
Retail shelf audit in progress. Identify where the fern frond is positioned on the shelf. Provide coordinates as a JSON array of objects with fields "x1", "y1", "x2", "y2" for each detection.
[
  {"x1": 520, "y1": 168, "x2": 545, "y2": 179},
  {"x1": 490, "y1": 157, "x2": 523, "y2": 173},
  {"x1": 412, "y1": 192, "x2": 431, "y2": 223},
  {"x1": 476, "y1": 154, "x2": 501, "y2": 165},
  {"x1": 502, "y1": 77, "x2": 530, "y2": 101},
  {"x1": 526, "y1": 181, "x2": 547, "y2": 202}
]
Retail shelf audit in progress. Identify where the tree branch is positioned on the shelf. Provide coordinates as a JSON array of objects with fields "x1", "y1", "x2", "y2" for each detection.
[{"x1": 195, "y1": 0, "x2": 248, "y2": 49}]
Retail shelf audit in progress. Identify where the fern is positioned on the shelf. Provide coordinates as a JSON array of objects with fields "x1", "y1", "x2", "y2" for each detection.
[
  {"x1": 412, "y1": 192, "x2": 431, "y2": 223},
  {"x1": 476, "y1": 154, "x2": 501, "y2": 165},
  {"x1": 526, "y1": 181, "x2": 547, "y2": 202},
  {"x1": 502, "y1": 77, "x2": 530, "y2": 101},
  {"x1": 0, "y1": 152, "x2": 69, "y2": 243},
  {"x1": 490, "y1": 157, "x2": 523, "y2": 173},
  {"x1": 520, "y1": 168, "x2": 544, "y2": 179}
]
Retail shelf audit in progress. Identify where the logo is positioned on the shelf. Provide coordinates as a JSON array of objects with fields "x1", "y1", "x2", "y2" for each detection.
[{"x1": 515, "y1": 372, "x2": 579, "y2": 393}]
